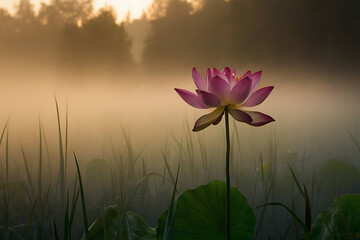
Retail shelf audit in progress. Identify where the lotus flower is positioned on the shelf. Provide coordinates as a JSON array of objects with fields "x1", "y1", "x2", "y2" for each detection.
[{"x1": 175, "y1": 67, "x2": 275, "y2": 131}]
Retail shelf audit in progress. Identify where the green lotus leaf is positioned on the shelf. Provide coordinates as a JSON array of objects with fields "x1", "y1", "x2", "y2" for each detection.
[
  {"x1": 318, "y1": 159, "x2": 360, "y2": 194},
  {"x1": 85, "y1": 208, "x2": 156, "y2": 240},
  {"x1": 312, "y1": 194, "x2": 360, "y2": 240},
  {"x1": 86, "y1": 158, "x2": 110, "y2": 178},
  {"x1": 157, "y1": 180, "x2": 256, "y2": 240}
]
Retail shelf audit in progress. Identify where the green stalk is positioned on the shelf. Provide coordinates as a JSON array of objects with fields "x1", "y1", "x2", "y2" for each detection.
[{"x1": 224, "y1": 107, "x2": 230, "y2": 240}]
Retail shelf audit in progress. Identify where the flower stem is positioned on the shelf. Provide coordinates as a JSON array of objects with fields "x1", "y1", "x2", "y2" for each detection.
[{"x1": 224, "y1": 106, "x2": 231, "y2": 240}]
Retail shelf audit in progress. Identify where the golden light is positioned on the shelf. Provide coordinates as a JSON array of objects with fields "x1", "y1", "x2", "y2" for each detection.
[
  {"x1": 93, "y1": 0, "x2": 154, "y2": 21},
  {"x1": 1, "y1": 0, "x2": 154, "y2": 21}
]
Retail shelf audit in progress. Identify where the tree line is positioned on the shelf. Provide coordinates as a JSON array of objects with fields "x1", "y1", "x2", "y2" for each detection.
[
  {"x1": 0, "y1": 0, "x2": 133, "y2": 72},
  {"x1": 1, "y1": 0, "x2": 359, "y2": 75},
  {"x1": 144, "y1": 0, "x2": 360, "y2": 71}
]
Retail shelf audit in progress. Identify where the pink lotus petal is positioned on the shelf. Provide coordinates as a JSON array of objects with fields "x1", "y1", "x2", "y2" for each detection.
[
  {"x1": 192, "y1": 67, "x2": 207, "y2": 90},
  {"x1": 196, "y1": 90, "x2": 221, "y2": 108},
  {"x1": 244, "y1": 111, "x2": 275, "y2": 126},
  {"x1": 212, "y1": 111, "x2": 224, "y2": 125},
  {"x1": 242, "y1": 70, "x2": 251, "y2": 78},
  {"x1": 175, "y1": 67, "x2": 274, "y2": 130},
  {"x1": 250, "y1": 71, "x2": 262, "y2": 93},
  {"x1": 242, "y1": 86, "x2": 274, "y2": 107},
  {"x1": 211, "y1": 67, "x2": 227, "y2": 82},
  {"x1": 229, "y1": 76, "x2": 251, "y2": 104},
  {"x1": 212, "y1": 67, "x2": 222, "y2": 76},
  {"x1": 206, "y1": 68, "x2": 212, "y2": 83},
  {"x1": 229, "y1": 69, "x2": 238, "y2": 87},
  {"x1": 228, "y1": 108, "x2": 252, "y2": 123},
  {"x1": 222, "y1": 67, "x2": 232, "y2": 82},
  {"x1": 174, "y1": 88, "x2": 207, "y2": 109},
  {"x1": 193, "y1": 107, "x2": 225, "y2": 132},
  {"x1": 208, "y1": 76, "x2": 231, "y2": 100}
]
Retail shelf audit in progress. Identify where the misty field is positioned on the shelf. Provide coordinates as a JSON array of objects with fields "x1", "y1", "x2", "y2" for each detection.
[
  {"x1": 1, "y1": 0, "x2": 360, "y2": 239},
  {"x1": 0, "y1": 69, "x2": 359, "y2": 239}
]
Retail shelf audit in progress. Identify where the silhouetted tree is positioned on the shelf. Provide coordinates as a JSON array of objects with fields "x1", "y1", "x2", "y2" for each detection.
[
  {"x1": 60, "y1": 7, "x2": 133, "y2": 71},
  {"x1": 15, "y1": 0, "x2": 37, "y2": 25},
  {"x1": 143, "y1": 0, "x2": 194, "y2": 70},
  {"x1": 143, "y1": 0, "x2": 231, "y2": 71},
  {"x1": 0, "y1": 8, "x2": 15, "y2": 56},
  {"x1": 0, "y1": 1, "x2": 43, "y2": 61},
  {"x1": 228, "y1": 0, "x2": 360, "y2": 67},
  {"x1": 1, "y1": 0, "x2": 359, "y2": 78},
  {"x1": 0, "y1": 8, "x2": 14, "y2": 35},
  {"x1": 143, "y1": 0, "x2": 360, "y2": 72},
  {"x1": 147, "y1": 0, "x2": 168, "y2": 19},
  {"x1": 38, "y1": 0, "x2": 93, "y2": 27},
  {"x1": 189, "y1": 0, "x2": 230, "y2": 65}
]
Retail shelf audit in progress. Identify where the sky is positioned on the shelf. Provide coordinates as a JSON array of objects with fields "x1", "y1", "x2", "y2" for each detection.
[{"x1": 0, "y1": 0, "x2": 154, "y2": 21}]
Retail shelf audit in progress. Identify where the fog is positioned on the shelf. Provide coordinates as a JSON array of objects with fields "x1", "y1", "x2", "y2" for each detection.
[
  {"x1": 0, "y1": 0, "x2": 360, "y2": 237},
  {"x1": 1, "y1": 67, "x2": 359, "y2": 168},
  {"x1": 1, "y1": 0, "x2": 359, "y2": 195}
]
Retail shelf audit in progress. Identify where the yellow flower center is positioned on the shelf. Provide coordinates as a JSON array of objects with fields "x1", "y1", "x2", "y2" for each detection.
[{"x1": 233, "y1": 73, "x2": 242, "y2": 82}]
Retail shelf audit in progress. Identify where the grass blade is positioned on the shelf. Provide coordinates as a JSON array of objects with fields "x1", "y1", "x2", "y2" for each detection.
[
  {"x1": 21, "y1": 146, "x2": 35, "y2": 201},
  {"x1": 69, "y1": 178, "x2": 79, "y2": 240},
  {"x1": 286, "y1": 161, "x2": 305, "y2": 198},
  {"x1": 125, "y1": 213, "x2": 134, "y2": 240},
  {"x1": 25, "y1": 199, "x2": 38, "y2": 239},
  {"x1": 163, "y1": 163, "x2": 180, "y2": 240},
  {"x1": 53, "y1": 219, "x2": 60, "y2": 240},
  {"x1": 40, "y1": 123, "x2": 52, "y2": 188},
  {"x1": 130, "y1": 172, "x2": 172, "y2": 201},
  {"x1": 73, "y1": 152, "x2": 89, "y2": 239},
  {"x1": 38, "y1": 120, "x2": 43, "y2": 203},
  {"x1": 64, "y1": 189, "x2": 70, "y2": 240},
  {"x1": 5, "y1": 127, "x2": 9, "y2": 183},
  {"x1": 304, "y1": 185, "x2": 312, "y2": 233},
  {"x1": 116, "y1": 191, "x2": 126, "y2": 240},
  {"x1": 348, "y1": 129, "x2": 360, "y2": 153},
  {"x1": 2, "y1": 187, "x2": 10, "y2": 240},
  {"x1": 69, "y1": 188, "x2": 80, "y2": 240},
  {"x1": 65, "y1": 102, "x2": 68, "y2": 174},
  {"x1": 55, "y1": 96, "x2": 65, "y2": 211},
  {"x1": 0, "y1": 119, "x2": 9, "y2": 146},
  {"x1": 257, "y1": 202, "x2": 315, "y2": 240},
  {"x1": 161, "y1": 150, "x2": 175, "y2": 184}
]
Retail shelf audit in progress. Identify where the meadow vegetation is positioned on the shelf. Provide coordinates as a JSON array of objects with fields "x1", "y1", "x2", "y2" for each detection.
[{"x1": 0, "y1": 0, "x2": 360, "y2": 239}]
